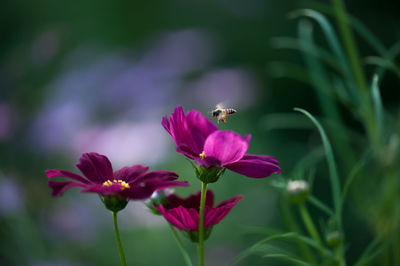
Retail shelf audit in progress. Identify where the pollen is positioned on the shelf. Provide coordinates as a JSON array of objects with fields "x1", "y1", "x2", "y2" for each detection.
[
  {"x1": 199, "y1": 151, "x2": 206, "y2": 159},
  {"x1": 102, "y1": 179, "x2": 130, "y2": 190}
]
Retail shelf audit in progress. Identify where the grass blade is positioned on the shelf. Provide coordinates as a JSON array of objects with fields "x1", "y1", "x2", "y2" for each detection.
[
  {"x1": 263, "y1": 253, "x2": 312, "y2": 266},
  {"x1": 370, "y1": 74, "x2": 384, "y2": 138},
  {"x1": 294, "y1": 108, "x2": 341, "y2": 221},
  {"x1": 308, "y1": 196, "x2": 334, "y2": 216},
  {"x1": 229, "y1": 232, "x2": 297, "y2": 265},
  {"x1": 229, "y1": 231, "x2": 334, "y2": 265},
  {"x1": 354, "y1": 234, "x2": 391, "y2": 266},
  {"x1": 270, "y1": 37, "x2": 344, "y2": 74},
  {"x1": 289, "y1": 9, "x2": 359, "y2": 104},
  {"x1": 289, "y1": 9, "x2": 348, "y2": 70},
  {"x1": 298, "y1": 1, "x2": 387, "y2": 56},
  {"x1": 341, "y1": 150, "x2": 371, "y2": 207},
  {"x1": 365, "y1": 56, "x2": 400, "y2": 79}
]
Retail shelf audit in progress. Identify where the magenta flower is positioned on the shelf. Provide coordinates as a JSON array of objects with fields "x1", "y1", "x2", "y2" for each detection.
[
  {"x1": 46, "y1": 152, "x2": 189, "y2": 211},
  {"x1": 162, "y1": 106, "x2": 281, "y2": 181},
  {"x1": 155, "y1": 190, "x2": 242, "y2": 241}
]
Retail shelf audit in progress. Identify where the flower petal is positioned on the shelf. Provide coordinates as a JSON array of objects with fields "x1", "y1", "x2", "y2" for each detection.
[
  {"x1": 159, "y1": 190, "x2": 214, "y2": 211},
  {"x1": 205, "y1": 195, "x2": 243, "y2": 227},
  {"x1": 81, "y1": 184, "x2": 125, "y2": 195},
  {"x1": 113, "y1": 165, "x2": 149, "y2": 183},
  {"x1": 215, "y1": 195, "x2": 244, "y2": 208},
  {"x1": 48, "y1": 181, "x2": 87, "y2": 196},
  {"x1": 159, "y1": 205, "x2": 197, "y2": 231},
  {"x1": 162, "y1": 106, "x2": 198, "y2": 155},
  {"x1": 120, "y1": 180, "x2": 189, "y2": 200},
  {"x1": 132, "y1": 170, "x2": 179, "y2": 184},
  {"x1": 186, "y1": 110, "x2": 217, "y2": 153},
  {"x1": 45, "y1": 169, "x2": 90, "y2": 184},
  {"x1": 76, "y1": 152, "x2": 114, "y2": 183},
  {"x1": 203, "y1": 131, "x2": 250, "y2": 165},
  {"x1": 162, "y1": 106, "x2": 217, "y2": 159},
  {"x1": 241, "y1": 154, "x2": 279, "y2": 164},
  {"x1": 225, "y1": 155, "x2": 281, "y2": 178},
  {"x1": 176, "y1": 144, "x2": 200, "y2": 160}
]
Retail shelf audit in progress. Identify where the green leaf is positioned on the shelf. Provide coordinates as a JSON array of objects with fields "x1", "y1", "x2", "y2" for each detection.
[
  {"x1": 289, "y1": 9, "x2": 348, "y2": 70},
  {"x1": 229, "y1": 232, "x2": 334, "y2": 265},
  {"x1": 374, "y1": 42, "x2": 400, "y2": 81},
  {"x1": 229, "y1": 232, "x2": 298, "y2": 265},
  {"x1": 289, "y1": 9, "x2": 359, "y2": 104},
  {"x1": 341, "y1": 150, "x2": 371, "y2": 208},
  {"x1": 370, "y1": 74, "x2": 384, "y2": 138},
  {"x1": 291, "y1": 148, "x2": 324, "y2": 178},
  {"x1": 270, "y1": 37, "x2": 344, "y2": 74},
  {"x1": 308, "y1": 196, "x2": 334, "y2": 216},
  {"x1": 294, "y1": 108, "x2": 341, "y2": 221},
  {"x1": 263, "y1": 253, "x2": 312, "y2": 266},
  {"x1": 297, "y1": 1, "x2": 387, "y2": 56},
  {"x1": 365, "y1": 56, "x2": 400, "y2": 79},
  {"x1": 354, "y1": 234, "x2": 391, "y2": 266},
  {"x1": 297, "y1": 4, "x2": 400, "y2": 83}
]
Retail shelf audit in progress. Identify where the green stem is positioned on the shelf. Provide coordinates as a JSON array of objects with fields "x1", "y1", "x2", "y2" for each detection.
[
  {"x1": 331, "y1": 0, "x2": 378, "y2": 149},
  {"x1": 280, "y1": 199, "x2": 318, "y2": 264},
  {"x1": 112, "y1": 211, "x2": 128, "y2": 266},
  {"x1": 335, "y1": 245, "x2": 346, "y2": 266},
  {"x1": 197, "y1": 182, "x2": 208, "y2": 266},
  {"x1": 299, "y1": 204, "x2": 323, "y2": 249},
  {"x1": 169, "y1": 224, "x2": 193, "y2": 266},
  {"x1": 331, "y1": 0, "x2": 368, "y2": 94}
]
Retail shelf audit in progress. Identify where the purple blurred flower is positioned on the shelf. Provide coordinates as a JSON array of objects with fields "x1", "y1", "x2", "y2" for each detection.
[
  {"x1": 162, "y1": 106, "x2": 281, "y2": 180},
  {"x1": 155, "y1": 190, "x2": 242, "y2": 241},
  {"x1": 0, "y1": 177, "x2": 24, "y2": 215},
  {"x1": 46, "y1": 152, "x2": 188, "y2": 203}
]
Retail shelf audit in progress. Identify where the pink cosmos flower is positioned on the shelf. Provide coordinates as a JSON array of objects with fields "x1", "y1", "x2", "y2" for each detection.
[
  {"x1": 162, "y1": 106, "x2": 281, "y2": 179},
  {"x1": 46, "y1": 152, "x2": 189, "y2": 200},
  {"x1": 155, "y1": 190, "x2": 242, "y2": 241}
]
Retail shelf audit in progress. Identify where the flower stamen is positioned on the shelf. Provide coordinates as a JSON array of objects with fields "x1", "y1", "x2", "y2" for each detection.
[
  {"x1": 199, "y1": 151, "x2": 206, "y2": 159},
  {"x1": 102, "y1": 179, "x2": 130, "y2": 190}
]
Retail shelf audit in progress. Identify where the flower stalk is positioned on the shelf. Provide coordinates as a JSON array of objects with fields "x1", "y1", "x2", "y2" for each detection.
[
  {"x1": 198, "y1": 182, "x2": 208, "y2": 266},
  {"x1": 299, "y1": 203, "x2": 323, "y2": 249},
  {"x1": 112, "y1": 211, "x2": 128, "y2": 266},
  {"x1": 169, "y1": 224, "x2": 193, "y2": 266}
]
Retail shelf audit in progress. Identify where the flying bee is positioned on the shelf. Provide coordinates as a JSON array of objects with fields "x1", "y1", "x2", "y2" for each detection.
[{"x1": 211, "y1": 104, "x2": 237, "y2": 123}]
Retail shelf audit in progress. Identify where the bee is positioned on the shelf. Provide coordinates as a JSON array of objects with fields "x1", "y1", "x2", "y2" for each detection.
[{"x1": 211, "y1": 104, "x2": 237, "y2": 123}]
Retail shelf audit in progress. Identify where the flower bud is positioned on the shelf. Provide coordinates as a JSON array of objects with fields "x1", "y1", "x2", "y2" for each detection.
[
  {"x1": 285, "y1": 180, "x2": 310, "y2": 204},
  {"x1": 101, "y1": 195, "x2": 128, "y2": 212},
  {"x1": 325, "y1": 231, "x2": 344, "y2": 247},
  {"x1": 325, "y1": 217, "x2": 344, "y2": 247},
  {"x1": 145, "y1": 189, "x2": 173, "y2": 215}
]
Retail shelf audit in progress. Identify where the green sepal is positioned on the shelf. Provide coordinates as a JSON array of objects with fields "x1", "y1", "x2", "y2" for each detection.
[
  {"x1": 189, "y1": 160, "x2": 225, "y2": 184},
  {"x1": 185, "y1": 227, "x2": 213, "y2": 243},
  {"x1": 101, "y1": 195, "x2": 128, "y2": 212}
]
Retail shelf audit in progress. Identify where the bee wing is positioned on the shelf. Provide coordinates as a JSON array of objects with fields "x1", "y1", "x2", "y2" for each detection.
[
  {"x1": 216, "y1": 103, "x2": 223, "y2": 109},
  {"x1": 216, "y1": 101, "x2": 229, "y2": 109}
]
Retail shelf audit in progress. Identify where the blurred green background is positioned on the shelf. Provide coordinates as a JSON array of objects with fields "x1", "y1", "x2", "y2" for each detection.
[{"x1": 1, "y1": 0, "x2": 399, "y2": 265}]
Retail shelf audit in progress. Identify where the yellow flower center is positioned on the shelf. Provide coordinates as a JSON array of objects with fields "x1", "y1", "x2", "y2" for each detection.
[
  {"x1": 199, "y1": 151, "x2": 206, "y2": 159},
  {"x1": 102, "y1": 179, "x2": 130, "y2": 190}
]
